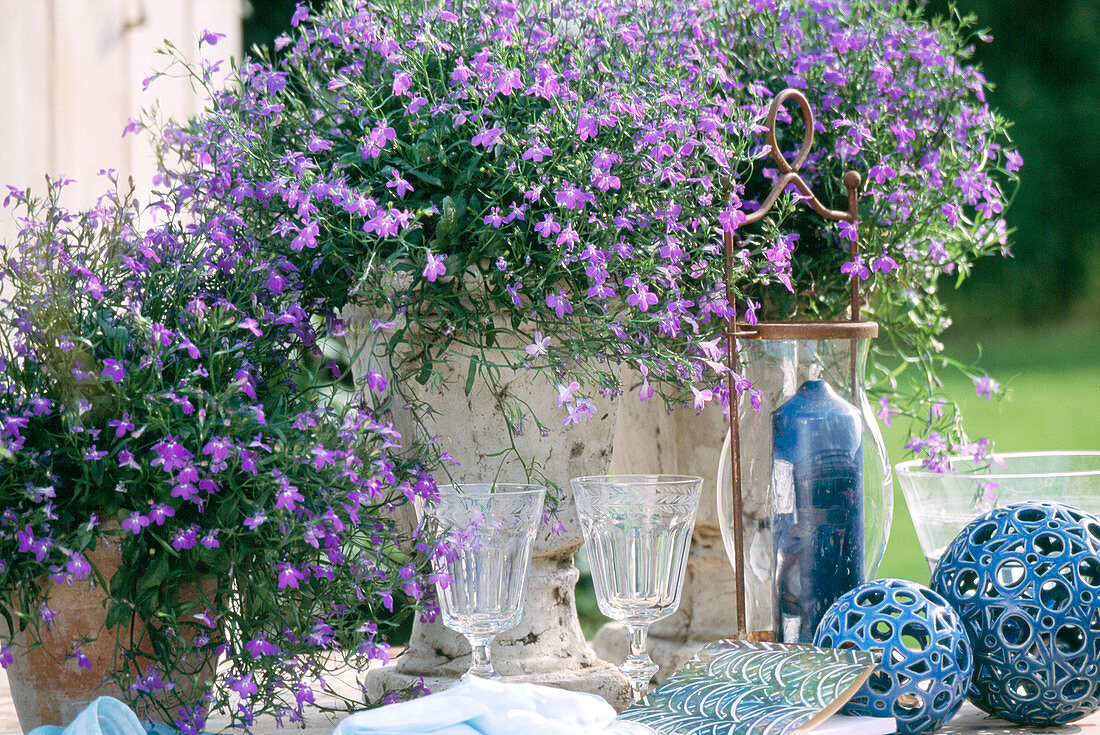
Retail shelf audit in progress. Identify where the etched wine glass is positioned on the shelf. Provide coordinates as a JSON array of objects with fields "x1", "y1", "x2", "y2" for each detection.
[
  {"x1": 414, "y1": 483, "x2": 546, "y2": 681},
  {"x1": 571, "y1": 474, "x2": 702, "y2": 701}
]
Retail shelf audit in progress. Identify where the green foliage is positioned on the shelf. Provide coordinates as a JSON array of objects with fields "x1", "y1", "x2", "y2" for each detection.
[
  {"x1": 0, "y1": 175, "x2": 431, "y2": 728},
  {"x1": 927, "y1": 0, "x2": 1100, "y2": 324}
]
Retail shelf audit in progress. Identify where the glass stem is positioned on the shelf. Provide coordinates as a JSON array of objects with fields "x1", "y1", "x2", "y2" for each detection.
[
  {"x1": 621, "y1": 624, "x2": 658, "y2": 702},
  {"x1": 629, "y1": 624, "x2": 647, "y2": 658},
  {"x1": 465, "y1": 635, "x2": 500, "y2": 681}
]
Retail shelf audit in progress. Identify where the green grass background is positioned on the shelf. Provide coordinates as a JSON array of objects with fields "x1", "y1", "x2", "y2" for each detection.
[
  {"x1": 877, "y1": 321, "x2": 1100, "y2": 584},
  {"x1": 577, "y1": 321, "x2": 1100, "y2": 637}
]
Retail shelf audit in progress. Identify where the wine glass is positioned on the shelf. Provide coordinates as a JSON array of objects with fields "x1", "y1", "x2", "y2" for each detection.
[
  {"x1": 571, "y1": 474, "x2": 702, "y2": 701},
  {"x1": 414, "y1": 483, "x2": 546, "y2": 681}
]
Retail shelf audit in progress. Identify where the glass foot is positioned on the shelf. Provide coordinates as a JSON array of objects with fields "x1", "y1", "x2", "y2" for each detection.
[{"x1": 461, "y1": 668, "x2": 502, "y2": 682}]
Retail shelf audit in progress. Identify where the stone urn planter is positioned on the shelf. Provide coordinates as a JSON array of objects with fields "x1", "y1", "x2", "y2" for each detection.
[
  {"x1": 344, "y1": 306, "x2": 631, "y2": 708},
  {"x1": 6, "y1": 535, "x2": 218, "y2": 731}
]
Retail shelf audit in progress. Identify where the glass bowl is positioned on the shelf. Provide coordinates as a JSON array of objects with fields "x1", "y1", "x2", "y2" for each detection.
[{"x1": 895, "y1": 451, "x2": 1100, "y2": 572}]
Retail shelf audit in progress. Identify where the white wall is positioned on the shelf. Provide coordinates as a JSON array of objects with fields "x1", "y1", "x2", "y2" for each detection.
[{"x1": 0, "y1": 0, "x2": 241, "y2": 234}]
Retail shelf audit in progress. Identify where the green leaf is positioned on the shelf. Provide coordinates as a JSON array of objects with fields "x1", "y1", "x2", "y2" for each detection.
[
  {"x1": 105, "y1": 602, "x2": 126, "y2": 629},
  {"x1": 217, "y1": 493, "x2": 241, "y2": 527},
  {"x1": 140, "y1": 554, "x2": 170, "y2": 592},
  {"x1": 336, "y1": 151, "x2": 365, "y2": 167},
  {"x1": 434, "y1": 196, "x2": 459, "y2": 243},
  {"x1": 464, "y1": 359, "x2": 477, "y2": 396},
  {"x1": 388, "y1": 326, "x2": 409, "y2": 351},
  {"x1": 408, "y1": 168, "x2": 442, "y2": 188},
  {"x1": 416, "y1": 351, "x2": 433, "y2": 385}
]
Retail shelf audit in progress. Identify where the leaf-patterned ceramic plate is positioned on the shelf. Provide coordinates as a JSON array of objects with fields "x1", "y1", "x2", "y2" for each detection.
[{"x1": 617, "y1": 640, "x2": 879, "y2": 735}]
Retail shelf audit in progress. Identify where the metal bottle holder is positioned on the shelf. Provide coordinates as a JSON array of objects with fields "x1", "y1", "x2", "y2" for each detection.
[{"x1": 718, "y1": 89, "x2": 892, "y2": 641}]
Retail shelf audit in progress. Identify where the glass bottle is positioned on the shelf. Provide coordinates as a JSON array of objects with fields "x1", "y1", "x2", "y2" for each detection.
[{"x1": 717, "y1": 333, "x2": 892, "y2": 639}]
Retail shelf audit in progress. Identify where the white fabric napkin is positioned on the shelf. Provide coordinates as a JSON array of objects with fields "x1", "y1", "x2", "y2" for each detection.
[
  {"x1": 28, "y1": 697, "x2": 148, "y2": 735},
  {"x1": 333, "y1": 677, "x2": 620, "y2": 735}
]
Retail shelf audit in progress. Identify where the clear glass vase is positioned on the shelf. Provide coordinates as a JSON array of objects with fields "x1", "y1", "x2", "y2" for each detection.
[
  {"x1": 717, "y1": 334, "x2": 892, "y2": 640},
  {"x1": 896, "y1": 451, "x2": 1100, "y2": 573}
]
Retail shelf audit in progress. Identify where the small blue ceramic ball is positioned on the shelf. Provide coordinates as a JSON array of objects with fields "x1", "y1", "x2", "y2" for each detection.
[
  {"x1": 932, "y1": 501, "x2": 1100, "y2": 726},
  {"x1": 814, "y1": 578, "x2": 973, "y2": 734}
]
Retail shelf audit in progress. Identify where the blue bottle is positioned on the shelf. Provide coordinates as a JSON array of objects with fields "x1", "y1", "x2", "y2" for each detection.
[{"x1": 771, "y1": 379, "x2": 864, "y2": 643}]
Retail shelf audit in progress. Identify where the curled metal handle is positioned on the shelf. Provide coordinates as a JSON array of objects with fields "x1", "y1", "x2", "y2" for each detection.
[
  {"x1": 766, "y1": 88, "x2": 815, "y2": 174},
  {"x1": 737, "y1": 88, "x2": 865, "y2": 324},
  {"x1": 742, "y1": 88, "x2": 861, "y2": 227}
]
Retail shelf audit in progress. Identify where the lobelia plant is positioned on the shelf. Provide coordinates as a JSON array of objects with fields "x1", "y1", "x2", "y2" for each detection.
[
  {"x1": 0, "y1": 174, "x2": 437, "y2": 732},
  {"x1": 143, "y1": 8, "x2": 766, "y2": 699},
  {"x1": 716, "y1": 0, "x2": 1020, "y2": 473},
  {"x1": 148, "y1": 0, "x2": 1018, "y2": 491},
  {"x1": 0, "y1": 0, "x2": 1017, "y2": 725},
  {"x1": 149, "y1": 0, "x2": 761, "y2": 491}
]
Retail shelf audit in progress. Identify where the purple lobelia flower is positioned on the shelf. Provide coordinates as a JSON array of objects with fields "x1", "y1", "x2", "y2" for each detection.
[
  {"x1": 151, "y1": 437, "x2": 194, "y2": 473},
  {"x1": 422, "y1": 252, "x2": 447, "y2": 282},
  {"x1": 973, "y1": 376, "x2": 1000, "y2": 400}
]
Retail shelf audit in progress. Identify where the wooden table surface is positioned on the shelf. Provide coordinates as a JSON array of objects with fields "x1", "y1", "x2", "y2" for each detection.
[
  {"x1": 2, "y1": 666, "x2": 1098, "y2": 735},
  {"x1": 940, "y1": 703, "x2": 1100, "y2": 735}
]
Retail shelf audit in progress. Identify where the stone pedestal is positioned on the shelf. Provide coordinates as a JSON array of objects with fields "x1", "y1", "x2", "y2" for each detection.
[
  {"x1": 594, "y1": 372, "x2": 739, "y2": 681},
  {"x1": 344, "y1": 308, "x2": 631, "y2": 709}
]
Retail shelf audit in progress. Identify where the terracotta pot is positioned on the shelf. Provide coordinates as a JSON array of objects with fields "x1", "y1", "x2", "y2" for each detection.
[{"x1": 6, "y1": 537, "x2": 218, "y2": 731}]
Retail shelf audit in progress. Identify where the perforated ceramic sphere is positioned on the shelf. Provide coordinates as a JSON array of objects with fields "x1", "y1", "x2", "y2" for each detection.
[
  {"x1": 932, "y1": 501, "x2": 1100, "y2": 726},
  {"x1": 814, "y1": 579, "x2": 973, "y2": 733}
]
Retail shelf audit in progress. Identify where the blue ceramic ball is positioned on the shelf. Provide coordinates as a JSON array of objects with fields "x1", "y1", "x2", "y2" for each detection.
[
  {"x1": 932, "y1": 501, "x2": 1100, "y2": 726},
  {"x1": 814, "y1": 578, "x2": 973, "y2": 733}
]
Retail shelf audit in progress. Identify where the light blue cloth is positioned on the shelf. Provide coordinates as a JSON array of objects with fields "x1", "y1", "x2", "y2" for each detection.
[
  {"x1": 333, "y1": 678, "x2": 620, "y2": 735},
  {"x1": 28, "y1": 697, "x2": 148, "y2": 735}
]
